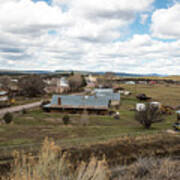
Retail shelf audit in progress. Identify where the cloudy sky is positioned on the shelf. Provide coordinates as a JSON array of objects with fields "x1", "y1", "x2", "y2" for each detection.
[{"x1": 0, "y1": 0, "x2": 180, "y2": 74}]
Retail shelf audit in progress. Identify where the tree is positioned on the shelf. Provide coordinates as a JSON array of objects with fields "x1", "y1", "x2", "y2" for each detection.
[
  {"x1": 18, "y1": 75, "x2": 45, "y2": 97},
  {"x1": 68, "y1": 74, "x2": 86, "y2": 91},
  {"x1": 135, "y1": 104, "x2": 164, "y2": 129},
  {"x1": 70, "y1": 71, "x2": 74, "y2": 76},
  {"x1": 62, "y1": 115, "x2": 70, "y2": 125},
  {"x1": 0, "y1": 76, "x2": 11, "y2": 91},
  {"x1": 3, "y1": 112, "x2": 13, "y2": 124}
]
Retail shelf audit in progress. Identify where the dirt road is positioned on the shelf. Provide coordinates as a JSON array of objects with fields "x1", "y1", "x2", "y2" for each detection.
[{"x1": 0, "y1": 101, "x2": 42, "y2": 117}]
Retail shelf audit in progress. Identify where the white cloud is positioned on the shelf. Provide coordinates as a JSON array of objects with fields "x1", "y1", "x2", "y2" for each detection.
[
  {"x1": 151, "y1": 3, "x2": 180, "y2": 39},
  {"x1": 0, "y1": 0, "x2": 68, "y2": 36},
  {"x1": 53, "y1": 0, "x2": 154, "y2": 41},
  {"x1": 0, "y1": 0, "x2": 180, "y2": 75}
]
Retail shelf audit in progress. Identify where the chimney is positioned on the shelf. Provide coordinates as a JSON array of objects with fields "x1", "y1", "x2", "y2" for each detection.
[{"x1": 58, "y1": 97, "x2": 61, "y2": 105}]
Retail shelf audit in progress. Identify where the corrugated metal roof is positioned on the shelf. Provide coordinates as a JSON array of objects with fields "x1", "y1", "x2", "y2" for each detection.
[
  {"x1": 96, "y1": 92, "x2": 120, "y2": 101},
  {"x1": 94, "y1": 88, "x2": 114, "y2": 93},
  {"x1": 94, "y1": 88, "x2": 120, "y2": 101},
  {"x1": 0, "y1": 91, "x2": 7, "y2": 96},
  {"x1": 50, "y1": 95, "x2": 109, "y2": 108}
]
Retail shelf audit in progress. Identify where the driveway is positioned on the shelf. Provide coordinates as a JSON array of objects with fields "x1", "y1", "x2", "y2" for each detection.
[{"x1": 0, "y1": 101, "x2": 42, "y2": 117}]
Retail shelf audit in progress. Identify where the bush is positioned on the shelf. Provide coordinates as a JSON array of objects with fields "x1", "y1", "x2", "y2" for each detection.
[
  {"x1": 62, "y1": 115, "x2": 70, "y2": 125},
  {"x1": 116, "y1": 157, "x2": 180, "y2": 180},
  {"x1": 3, "y1": 112, "x2": 13, "y2": 124},
  {"x1": 22, "y1": 108, "x2": 27, "y2": 114},
  {"x1": 113, "y1": 113, "x2": 120, "y2": 120},
  {"x1": 9, "y1": 138, "x2": 110, "y2": 180},
  {"x1": 135, "y1": 103, "x2": 164, "y2": 129}
]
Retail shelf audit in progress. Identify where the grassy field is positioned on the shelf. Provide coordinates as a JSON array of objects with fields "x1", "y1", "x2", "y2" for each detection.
[{"x1": 0, "y1": 84, "x2": 179, "y2": 158}]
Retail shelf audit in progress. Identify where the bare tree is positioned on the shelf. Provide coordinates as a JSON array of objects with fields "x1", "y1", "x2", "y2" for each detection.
[
  {"x1": 0, "y1": 76, "x2": 11, "y2": 90},
  {"x1": 68, "y1": 74, "x2": 86, "y2": 91},
  {"x1": 135, "y1": 104, "x2": 164, "y2": 129},
  {"x1": 18, "y1": 75, "x2": 45, "y2": 97}
]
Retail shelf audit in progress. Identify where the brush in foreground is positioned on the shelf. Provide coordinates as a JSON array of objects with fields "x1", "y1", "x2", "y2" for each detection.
[{"x1": 9, "y1": 138, "x2": 110, "y2": 180}]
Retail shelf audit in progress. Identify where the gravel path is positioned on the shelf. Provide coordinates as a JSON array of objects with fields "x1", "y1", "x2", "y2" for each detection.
[{"x1": 0, "y1": 101, "x2": 42, "y2": 117}]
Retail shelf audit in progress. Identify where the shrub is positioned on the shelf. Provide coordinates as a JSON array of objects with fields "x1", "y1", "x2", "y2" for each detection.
[
  {"x1": 113, "y1": 113, "x2": 120, "y2": 120},
  {"x1": 22, "y1": 108, "x2": 27, "y2": 114},
  {"x1": 116, "y1": 157, "x2": 180, "y2": 180},
  {"x1": 62, "y1": 115, "x2": 70, "y2": 125},
  {"x1": 9, "y1": 138, "x2": 110, "y2": 180},
  {"x1": 135, "y1": 103, "x2": 164, "y2": 129},
  {"x1": 3, "y1": 112, "x2": 13, "y2": 124}
]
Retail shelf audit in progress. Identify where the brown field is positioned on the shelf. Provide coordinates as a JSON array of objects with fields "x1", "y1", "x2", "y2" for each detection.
[
  {"x1": 121, "y1": 84, "x2": 180, "y2": 106},
  {"x1": 1, "y1": 135, "x2": 180, "y2": 179},
  {"x1": 0, "y1": 83, "x2": 179, "y2": 166}
]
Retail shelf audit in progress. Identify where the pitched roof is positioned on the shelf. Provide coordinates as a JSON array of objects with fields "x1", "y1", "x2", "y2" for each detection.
[
  {"x1": 48, "y1": 95, "x2": 109, "y2": 109},
  {"x1": 0, "y1": 91, "x2": 8, "y2": 96},
  {"x1": 94, "y1": 88, "x2": 114, "y2": 93},
  {"x1": 94, "y1": 88, "x2": 120, "y2": 101}
]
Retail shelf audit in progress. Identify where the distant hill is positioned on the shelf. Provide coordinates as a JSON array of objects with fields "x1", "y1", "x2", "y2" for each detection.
[
  {"x1": 0, "y1": 70, "x2": 52, "y2": 75},
  {"x1": 0, "y1": 69, "x2": 167, "y2": 77}
]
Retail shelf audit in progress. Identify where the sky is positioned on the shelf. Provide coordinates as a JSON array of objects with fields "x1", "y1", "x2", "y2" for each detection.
[{"x1": 0, "y1": 0, "x2": 180, "y2": 74}]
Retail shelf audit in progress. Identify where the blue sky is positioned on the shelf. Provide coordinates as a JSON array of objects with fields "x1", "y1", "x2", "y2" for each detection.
[
  {"x1": 0, "y1": 0, "x2": 180, "y2": 74},
  {"x1": 33, "y1": 0, "x2": 176, "y2": 39}
]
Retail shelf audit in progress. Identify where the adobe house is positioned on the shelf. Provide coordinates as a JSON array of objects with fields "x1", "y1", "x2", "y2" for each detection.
[
  {"x1": 56, "y1": 77, "x2": 70, "y2": 93},
  {"x1": 44, "y1": 77, "x2": 70, "y2": 94},
  {"x1": 43, "y1": 95, "x2": 110, "y2": 115}
]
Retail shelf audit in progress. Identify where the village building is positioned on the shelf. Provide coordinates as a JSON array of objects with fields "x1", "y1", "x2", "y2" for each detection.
[
  {"x1": 43, "y1": 95, "x2": 110, "y2": 115},
  {"x1": 44, "y1": 77, "x2": 70, "y2": 94},
  {"x1": 93, "y1": 88, "x2": 120, "y2": 107},
  {"x1": 0, "y1": 91, "x2": 9, "y2": 107},
  {"x1": 85, "y1": 74, "x2": 97, "y2": 89},
  {"x1": 43, "y1": 88, "x2": 120, "y2": 115},
  {"x1": 57, "y1": 77, "x2": 70, "y2": 93},
  {"x1": 125, "y1": 81, "x2": 136, "y2": 85},
  {"x1": 138, "y1": 81, "x2": 148, "y2": 85},
  {"x1": 86, "y1": 74, "x2": 97, "y2": 83},
  {"x1": 149, "y1": 81, "x2": 157, "y2": 85}
]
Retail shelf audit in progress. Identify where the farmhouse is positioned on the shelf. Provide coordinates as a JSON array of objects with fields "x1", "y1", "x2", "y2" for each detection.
[
  {"x1": 43, "y1": 95, "x2": 110, "y2": 115},
  {"x1": 44, "y1": 77, "x2": 70, "y2": 94},
  {"x1": 57, "y1": 77, "x2": 70, "y2": 93},
  {"x1": 44, "y1": 88, "x2": 120, "y2": 115}
]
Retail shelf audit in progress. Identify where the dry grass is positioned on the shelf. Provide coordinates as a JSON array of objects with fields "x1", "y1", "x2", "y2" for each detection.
[
  {"x1": 6, "y1": 138, "x2": 110, "y2": 180},
  {"x1": 121, "y1": 84, "x2": 180, "y2": 106},
  {"x1": 5, "y1": 137, "x2": 180, "y2": 180},
  {"x1": 112, "y1": 157, "x2": 180, "y2": 180}
]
